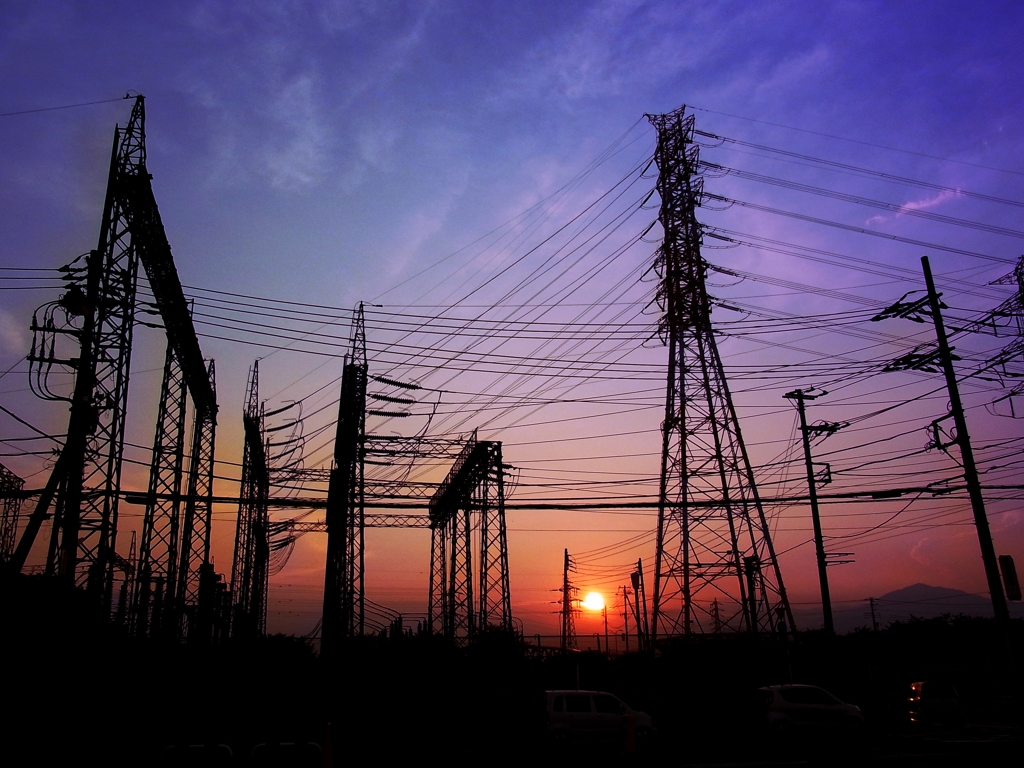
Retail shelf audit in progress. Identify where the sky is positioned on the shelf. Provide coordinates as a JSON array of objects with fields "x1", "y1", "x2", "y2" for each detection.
[{"x1": 2, "y1": 1, "x2": 1024, "y2": 639}]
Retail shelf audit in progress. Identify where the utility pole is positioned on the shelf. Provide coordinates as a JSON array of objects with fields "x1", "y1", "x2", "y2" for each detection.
[
  {"x1": 560, "y1": 549, "x2": 576, "y2": 652},
  {"x1": 603, "y1": 603, "x2": 609, "y2": 654},
  {"x1": 868, "y1": 597, "x2": 879, "y2": 631},
  {"x1": 784, "y1": 388, "x2": 834, "y2": 635},
  {"x1": 622, "y1": 585, "x2": 631, "y2": 653},
  {"x1": 921, "y1": 256, "x2": 1009, "y2": 623},
  {"x1": 630, "y1": 559, "x2": 650, "y2": 651}
]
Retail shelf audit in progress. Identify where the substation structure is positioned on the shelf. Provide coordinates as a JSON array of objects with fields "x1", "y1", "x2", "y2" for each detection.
[
  {"x1": 5, "y1": 98, "x2": 798, "y2": 648},
  {"x1": 230, "y1": 305, "x2": 515, "y2": 650},
  {"x1": 9, "y1": 95, "x2": 226, "y2": 641},
  {"x1": 428, "y1": 435, "x2": 512, "y2": 644},
  {"x1": 648, "y1": 106, "x2": 794, "y2": 638}
]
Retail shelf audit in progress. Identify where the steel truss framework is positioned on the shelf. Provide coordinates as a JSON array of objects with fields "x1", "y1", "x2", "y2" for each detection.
[
  {"x1": 133, "y1": 347, "x2": 188, "y2": 636},
  {"x1": 14, "y1": 102, "x2": 146, "y2": 604},
  {"x1": 178, "y1": 361, "x2": 217, "y2": 638},
  {"x1": 428, "y1": 435, "x2": 512, "y2": 643},
  {"x1": 0, "y1": 463, "x2": 24, "y2": 561},
  {"x1": 321, "y1": 306, "x2": 367, "y2": 654},
  {"x1": 649, "y1": 107, "x2": 794, "y2": 638},
  {"x1": 13, "y1": 96, "x2": 220, "y2": 636},
  {"x1": 231, "y1": 362, "x2": 269, "y2": 638}
]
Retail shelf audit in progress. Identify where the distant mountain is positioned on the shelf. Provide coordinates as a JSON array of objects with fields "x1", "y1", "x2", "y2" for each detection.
[
  {"x1": 875, "y1": 582, "x2": 994, "y2": 619},
  {"x1": 813, "y1": 582, "x2": 1024, "y2": 633}
]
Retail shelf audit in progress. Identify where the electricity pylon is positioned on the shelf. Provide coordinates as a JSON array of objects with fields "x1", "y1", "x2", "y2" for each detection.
[{"x1": 648, "y1": 106, "x2": 794, "y2": 638}]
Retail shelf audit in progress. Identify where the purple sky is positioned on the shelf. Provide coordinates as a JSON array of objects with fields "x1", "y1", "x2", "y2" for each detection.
[{"x1": 2, "y1": 1, "x2": 1023, "y2": 636}]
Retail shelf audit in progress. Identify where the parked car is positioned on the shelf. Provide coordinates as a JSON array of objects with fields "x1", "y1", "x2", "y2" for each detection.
[
  {"x1": 544, "y1": 690, "x2": 655, "y2": 751},
  {"x1": 908, "y1": 681, "x2": 962, "y2": 726},
  {"x1": 758, "y1": 684, "x2": 865, "y2": 735}
]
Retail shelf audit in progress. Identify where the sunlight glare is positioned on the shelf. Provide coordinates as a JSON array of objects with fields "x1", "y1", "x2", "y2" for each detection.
[{"x1": 581, "y1": 591, "x2": 605, "y2": 611}]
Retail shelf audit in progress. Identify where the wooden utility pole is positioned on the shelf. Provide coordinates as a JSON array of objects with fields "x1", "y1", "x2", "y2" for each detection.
[{"x1": 921, "y1": 256, "x2": 1009, "y2": 623}]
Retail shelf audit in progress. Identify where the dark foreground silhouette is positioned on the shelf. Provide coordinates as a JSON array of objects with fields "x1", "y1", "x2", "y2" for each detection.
[{"x1": 2, "y1": 573, "x2": 1020, "y2": 766}]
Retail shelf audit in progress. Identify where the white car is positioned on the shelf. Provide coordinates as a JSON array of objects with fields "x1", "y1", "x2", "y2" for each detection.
[
  {"x1": 759, "y1": 684, "x2": 864, "y2": 734},
  {"x1": 545, "y1": 690, "x2": 655, "y2": 750}
]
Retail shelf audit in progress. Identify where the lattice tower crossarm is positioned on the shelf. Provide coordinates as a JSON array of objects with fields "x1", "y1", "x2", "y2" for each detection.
[{"x1": 647, "y1": 106, "x2": 794, "y2": 639}]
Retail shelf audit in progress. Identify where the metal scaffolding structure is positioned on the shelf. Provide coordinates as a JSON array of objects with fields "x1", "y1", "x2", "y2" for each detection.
[
  {"x1": 648, "y1": 106, "x2": 794, "y2": 639},
  {"x1": 428, "y1": 434, "x2": 512, "y2": 643},
  {"x1": 231, "y1": 362, "x2": 269, "y2": 638},
  {"x1": 320, "y1": 306, "x2": 367, "y2": 654},
  {"x1": 12, "y1": 96, "x2": 220, "y2": 627}
]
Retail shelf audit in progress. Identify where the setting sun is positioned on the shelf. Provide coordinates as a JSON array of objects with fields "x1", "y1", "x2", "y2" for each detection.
[{"x1": 581, "y1": 592, "x2": 605, "y2": 611}]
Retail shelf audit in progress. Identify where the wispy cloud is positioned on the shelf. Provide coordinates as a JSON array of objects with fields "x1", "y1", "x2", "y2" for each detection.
[
  {"x1": 899, "y1": 188, "x2": 960, "y2": 213},
  {"x1": 865, "y1": 188, "x2": 961, "y2": 226},
  {"x1": 263, "y1": 74, "x2": 330, "y2": 189},
  {"x1": 0, "y1": 309, "x2": 27, "y2": 356}
]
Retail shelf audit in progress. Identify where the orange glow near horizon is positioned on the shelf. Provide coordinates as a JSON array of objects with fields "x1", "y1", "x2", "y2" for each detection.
[{"x1": 581, "y1": 592, "x2": 605, "y2": 611}]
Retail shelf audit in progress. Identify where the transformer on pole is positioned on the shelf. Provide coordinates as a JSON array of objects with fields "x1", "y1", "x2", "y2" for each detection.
[
  {"x1": 320, "y1": 305, "x2": 367, "y2": 655},
  {"x1": 648, "y1": 106, "x2": 794, "y2": 639},
  {"x1": 231, "y1": 361, "x2": 270, "y2": 638},
  {"x1": 427, "y1": 433, "x2": 512, "y2": 644}
]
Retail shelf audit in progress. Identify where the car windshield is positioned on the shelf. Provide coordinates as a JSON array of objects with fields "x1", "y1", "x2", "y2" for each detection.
[{"x1": 778, "y1": 687, "x2": 837, "y2": 706}]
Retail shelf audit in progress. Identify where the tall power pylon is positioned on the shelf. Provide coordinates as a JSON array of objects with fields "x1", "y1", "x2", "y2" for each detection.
[
  {"x1": 321, "y1": 305, "x2": 367, "y2": 655},
  {"x1": 13, "y1": 96, "x2": 219, "y2": 624},
  {"x1": 231, "y1": 361, "x2": 270, "y2": 638},
  {"x1": 648, "y1": 106, "x2": 793, "y2": 638}
]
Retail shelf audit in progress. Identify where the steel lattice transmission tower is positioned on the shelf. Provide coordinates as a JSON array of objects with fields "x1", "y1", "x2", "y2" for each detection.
[
  {"x1": 648, "y1": 107, "x2": 794, "y2": 638},
  {"x1": 320, "y1": 304, "x2": 367, "y2": 655},
  {"x1": 0, "y1": 463, "x2": 24, "y2": 562},
  {"x1": 427, "y1": 433, "x2": 511, "y2": 644},
  {"x1": 13, "y1": 96, "x2": 219, "y2": 623},
  {"x1": 231, "y1": 361, "x2": 270, "y2": 638}
]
